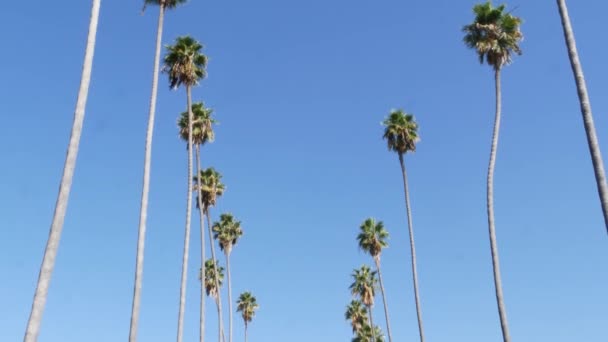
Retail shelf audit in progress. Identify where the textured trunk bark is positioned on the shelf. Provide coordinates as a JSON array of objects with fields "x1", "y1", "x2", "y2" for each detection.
[
  {"x1": 129, "y1": 4, "x2": 165, "y2": 341},
  {"x1": 24, "y1": 1, "x2": 100, "y2": 341},
  {"x1": 367, "y1": 305, "x2": 376, "y2": 342},
  {"x1": 176, "y1": 86, "x2": 195, "y2": 342},
  {"x1": 226, "y1": 251, "x2": 233, "y2": 342},
  {"x1": 207, "y1": 210, "x2": 226, "y2": 342},
  {"x1": 374, "y1": 258, "x2": 392, "y2": 342},
  {"x1": 557, "y1": 0, "x2": 608, "y2": 233},
  {"x1": 398, "y1": 153, "x2": 425, "y2": 342},
  {"x1": 488, "y1": 68, "x2": 511, "y2": 342},
  {"x1": 195, "y1": 145, "x2": 206, "y2": 342}
]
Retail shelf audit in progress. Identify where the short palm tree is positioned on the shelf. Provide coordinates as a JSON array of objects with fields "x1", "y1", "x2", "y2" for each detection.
[
  {"x1": 213, "y1": 214, "x2": 244, "y2": 342},
  {"x1": 130, "y1": 1, "x2": 188, "y2": 340},
  {"x1": 556, "y1": 0, "x2": 608, "y2": 233},
  {"x1": 350, "y1": 266, "x2": 378, "y2": 342},
  {"x1": 382, "y1": 109, "x2": 425, "y2": 341},
  {"x1": 236, "y1": 292, "x2": 259, "y2": 342},
  {"x1": 357, "y1": 219, "x2": 392, "y2": 342},
  {"x1": 345, "y1": 300, "x2": 368, "y2": 334},
  {"x1": 201, "y1": 259, "x2": 225, "y2": 342},
  {"x1": 164, "y1": 35, "x2": 208, "y2": 342},
  {"x1": 353, "y1": 325, "x2": 385, "y2": 342},
  {"x1": 463, "y1": 2, "x2": 523, "y2": 341},
  {"x1": 24, "y1": 1, "x2": 101, "y2": 341},
  {"x1": 180, "y1": 102, "x2": 216, "y2": 342}
]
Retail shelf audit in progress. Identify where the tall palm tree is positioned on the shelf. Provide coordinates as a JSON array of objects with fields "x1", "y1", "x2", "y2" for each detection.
[
  {"x1": 24, "y1": 1, "x2": 101, "y2": 341},
  {"x1": 463, "y1": 3, "x2": 522, "y2": 341},
  {"x1": 195, "y1": 167, "x2": 226, "y2": 342},
  {"x1": 164, "y1": 35, "x2": 208, "y2": 342},
  {"x1": 236, "y1": 292, "x2": 259, "y2": 342},
  {"x1": 353, "y1": 325, "x2": 385, "y2": 342},
  {"x1": 381, "y1": 109, "x2": 424, "y2": 341},
  {"x1": 345, "y1": 300, "x2": 368, "y2": 334},
  {"x1": 349, "y1": 265, "x2": 378, "y2": 342},
  {"x1": 213, "y1": 213, "x2": 244, "y2": 342},
  {"x1": 130, "y1": 1, "x2": 188, "y2": 341},
  {"x1": 356, "y1": 219, "x2": 392, "y2": 342},
  {"x1": 556, "y1": 0, "x2": 608, "y2": 233},
  {"x1": 201, "y1": 259, "x2": 225, "y2": 342},
  {"x1": 180, "y1": 102, "x2": 215, "y2": 342}
]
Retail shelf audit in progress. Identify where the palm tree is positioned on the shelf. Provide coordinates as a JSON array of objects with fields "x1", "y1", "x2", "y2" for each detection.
[
  {"x1": 556, "y1": 0, "x2": 608, "y2": 233},
  {"x1": 201, "y1": 259, "x2": 225, "y2": 342},
  {"x1": 381, "y1": 109, "x2": 424, "y2": 341},
  {"x1": 236, "y1": 292, "x2": 259, "y2": 342},
  {"x1": 164, "y1": 35, "x2": 208, "y2": 342},
  {"x1": 180, "y1": 102, "x2": 216, "y2": 342},
  {"x1": 213, "y1": 213, "x2": 244, "y2": 342},
  {"x1": 353, "y1": 325, "x2": 385, "y2": 342},
  {"x1": 345, "y1": 300, "x2": 368, "y2": 334},
  {"x1": 195, "y1": 167, "x2": 226, "y2": 342},
  {"x1": 463, "y1": 3, "x2": 523, "y2": 341},
  {"x1": 356, "y1": 219, "x2": 392, "y2": 342},
  {"x1": 350, "y1": 265, "x2": 378, "y2": 342},
  {"x1": 24, "y1": 1, "x2": 101, "y2": 341},
  {"x1": 130, "y1": 1, "x2": 188, "y2": 341}
]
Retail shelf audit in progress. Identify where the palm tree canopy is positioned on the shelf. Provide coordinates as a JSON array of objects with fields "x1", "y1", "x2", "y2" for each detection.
[
  {"x1": 357, "y1": 218, "x2": 389, "y2": 259},
  {"x1": 352, "y1": 324, "x2": 385, "y2": 342},
  {"x1": 163, "y1": 35, "x2": 207, "y2": 89},
  {"x1": 193, "y1": 167, "x2": 225, "y2": 211},
  {"x1": 236, "y1": 292, "x2": 259, "y2": 323},
  {"x1": 345, "y1": 300, "x2": 368, "y2": 333},
  {"x1": 349, "y1": 265, "x2": 377, "y2": 307},
  {"x1": 382, "y1": 109, "x2": 419, "y2": 155},
  {"x1": 178, "y1": 102, "x2": 216, "y2": 145},
  {"x1": 212, "y1": 213, "x2": 243, "y2": 254},
  {"x1": 462, "y1": 1, "x2": 523, "y2": 70},
  {"x1": 143, "y1": 0, "x2": 187, "y2": 10},
  {"x1": 200, "y1": 258, "x2": 224, "y2": 298}
]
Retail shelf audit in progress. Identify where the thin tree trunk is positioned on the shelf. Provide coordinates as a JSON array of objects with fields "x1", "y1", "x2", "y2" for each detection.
[
  {"x1": 557, "y1": 0, "x2": 608, "y2": 233},
  {"x1": 195, "y1": 145, "x2": 206, "y2": 342},
  {"x1": 207, "y1": 210, "x2": 226, "y2": 342},
  {"x1": 244, "y1": 322, "x2": 248, "y2": 342},
  {"x1": 176, "y1": 85, "x2": 195, "y2": 342},
  {"x1": 374, "y1": 258, "x2": 393, "y2": 342},
  {"x1": 367, "y1": 305, "x2": 376, "y2": 342},
  {"x1": 226, "y1": 250, "x2": 233, "y2": 342},
  {"x1": 398, "y1": 153, "x2": 425, "y2": 342},
  {"x1": 129, "y1": 4, "x2": 165, "y2": 341},
  {"x1": 487, "y1": 68, "x2": 511, "y2": 342},
  {"x1": 24, "y1": 1, "x2": 100, "y2": 340}
]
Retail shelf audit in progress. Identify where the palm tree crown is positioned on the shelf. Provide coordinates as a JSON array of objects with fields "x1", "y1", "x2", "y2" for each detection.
[
  {"x1": 382, "y1": 109, "x2": 419, "y2": 155},
  {"x1": 163, "y1": 35, "x2": 207, "y2": 89},
  {"x1": 236, "y1": 292, "x2": 259, "y2": 324},
  {"x1": 193, "y1": 168, "x2": 225, "y2": 211},
  {"x1": 212, "y1": 213, "x2": 243, "y2": 254},
  {"x1": 200, "y1": 258, "x2": 224, "y2": 299},
  {"x1": 143, "y1": 0, "x2": 188, "y2": 11},
  {"x1": 357, "y1": 218, "x2": 389, "y2": 261},
  {"x1": 462, "y1": 1, "x2": 523, "y2": 70},
  {"x1": 353, "y1": 325, "x2": 385, "y2": 342},
  {"x1": 349, "y1": 265, "x2": 377, "y2": 307},
  {"x1": 345, "y1": 300, "x2": 368, "y2": 333},
  {"x1": 178, "y1": 102, "x2": 216, "y2": 145}
]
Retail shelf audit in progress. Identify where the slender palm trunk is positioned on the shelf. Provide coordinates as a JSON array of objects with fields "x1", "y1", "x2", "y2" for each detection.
[
  {"x1": 207, "y1": 210, "x2": 226, "y2": 342},
  {"x1": 195, "y1": 145, "x2": 206, "y2": 342},
  {"x1": 557, "y1": 0, "x2": 608, "y2": 233},
  {"x1": 373, "y1": 258, "x2": 393, "y2": 342},
  {"x1": 487, "y1": 68, "x2": 511, "y2": 342},
  {"x1": 129, "y1": 4, "x2": 165, "y2": 341},
  {"x1": 244, "y1": 322, "x2": 248, "y2": 342},
  {"x1": 225, "y1": 250, "x2": 234, "y2": 342},
  {"x1": 176, "y1": 86, "x2": 195, "y2": 342},
  {"x1": 367, "y1": 305, "x2": 376, "y2": 342},
  {"x1": 24, "y1": 1, "x2": 100, "y2": 340},
  {"x1": 398, "y1": 153, "x2": 425, "y2": 342}
]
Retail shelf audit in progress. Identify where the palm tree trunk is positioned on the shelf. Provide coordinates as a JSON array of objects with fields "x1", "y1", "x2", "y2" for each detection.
[
  {"x1": 24, "y1": 1, "x2": 100, "y2": 340},
  {"x1": 557, "y1": 0, "x2": 608, "y2": 233},
  {"x1": 374, "y1": 258, "x2": 393, "y2": 342},
  {"x1": 244, "y1": 322, "x2": 248, "y2": 342},
  {"x1": 226, "y1": 250, "x2": 234, "y2": 342},
  {"x1": 129, "y1": 3, "x2": 165, "y2": 341},
  {"x1": 367, "y1": 305, "x2": 376, "y2": 342},
  {"x1": 176, "y1": 85, "x2": 195, "y2": 342},
  {"x1": 195, "y1": 145, "x2": 206, "y2": 342},
  {"x1": 398, "y1": 153, "x2": 425, "y2": 342},
  {"x1": 216, "y1": 297, "x2": 226, "y2": 342},
  {"x1": 487, "y1": 68, "x2": 511, "y2": 342},
  {"x1": 207, "y1": 210, "x2": 226, "y2": 342}
]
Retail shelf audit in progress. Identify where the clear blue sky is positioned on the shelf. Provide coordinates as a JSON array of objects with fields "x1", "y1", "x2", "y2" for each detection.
[{"x1": 1, "y1": 1, "x2": 607, "y2": 341}]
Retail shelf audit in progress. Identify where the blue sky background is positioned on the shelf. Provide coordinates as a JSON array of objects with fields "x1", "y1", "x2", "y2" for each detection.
[{"x1": 1, "y1": 0, "x2": 607, "y2": 341}]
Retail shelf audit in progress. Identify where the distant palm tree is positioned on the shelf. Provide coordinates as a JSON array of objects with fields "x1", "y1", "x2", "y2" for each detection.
[
  {"x1": 382, "y1": 109, "x2": 424, "y2": 341},
  {"x1": 130, "y1": 1, "x2": 188, "y2": 341},
  {"x1": 180, "y1": 102, "x2": 215, "y2": 342},
  {"x1": 195, "y1": 168, "x2": 226, "y2": 342},
  {"x1": 556, "y1": 0, "x2": 608, "y2": 232},
  {"x1": 345, "y1": 300, "x2": 368, "y2": 334},
  {"x1": 164, "y1": 35, "x2": 208, "y2": 342},
  {"x1": 213, "y1": 214, "x2": 244, "y2": 342},
  {"x1": 24, "y1": 1, "x2": 101, "y2": 341},
  {"x1": 201, "y1": 259, "x2": 225, "y2": 342},
  {"x1": 352, "y1": 324, "x2": 385, "y2": 342},
  {"x1": 236, "y1": 292, "x2": 259, "y2": 342},
  {"x1": 357, "y1": 219, "x2": 392, "y2": 342},
  {"x1": 463, "y1": 2, "x2": 523, "y2": 341},
  {"x1": 350, "y1": 266, "x2": 378, "y2": 342}
]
